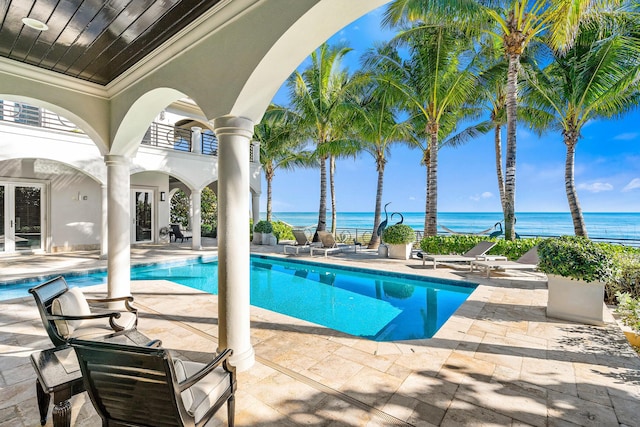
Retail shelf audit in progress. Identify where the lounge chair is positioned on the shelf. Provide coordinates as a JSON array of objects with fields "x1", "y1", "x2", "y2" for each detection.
[
  {"x1": 471, "y1": 246, "x2": 540, "y2": 278},
  {"x1": 284, "y1": 229, "x2": 314, "y2": 255},
  {"x1": 71, "y1": 338, "x2": 236, "y2": 427},
  {"x1": 29, "y1": 276, "x2": 138, "y2": 347},
  {"x1": 417, "y1": 241, "x2": 499, "y2": 269},
  {"x1": 310, "y1": 231, "x2": 346, "y2": 257},
  {"x1": 171, "y1": 224, "x2": 193, "y2": 242}
]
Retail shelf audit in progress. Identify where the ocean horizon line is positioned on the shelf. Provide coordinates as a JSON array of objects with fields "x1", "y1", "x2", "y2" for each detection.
[
  {"x1": 263, "y1": 212, "x2": 640, "y2": 241},
  {"x1": 266, "y1": 211, "x2": 635, "y2": 214}
]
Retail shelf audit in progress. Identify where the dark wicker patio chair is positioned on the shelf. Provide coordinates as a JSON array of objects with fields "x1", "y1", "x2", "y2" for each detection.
[
  {"x1": 171, "y1": 224, "x2": 192, "y2": 242},
  {"x1": 29, "y1": 276, "x2": 138, "y2": 347},
  {"x1": 71, "y1": 339, "x2": 236, "y2": 427}
]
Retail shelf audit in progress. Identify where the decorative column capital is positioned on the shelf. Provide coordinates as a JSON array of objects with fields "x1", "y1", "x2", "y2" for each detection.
[{"x1": 212, "y1": 116, "x2": 254, "y2": 139}]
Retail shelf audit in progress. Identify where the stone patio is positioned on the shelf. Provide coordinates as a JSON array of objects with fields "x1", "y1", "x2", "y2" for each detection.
[{"x1": 1, "y1": 240, "x2": 639, "y2": 426}]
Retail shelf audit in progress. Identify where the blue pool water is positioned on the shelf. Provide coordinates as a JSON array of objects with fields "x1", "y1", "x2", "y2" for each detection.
[{"x1": 1, "y1": 256, "x2": 476, "y2": 341}]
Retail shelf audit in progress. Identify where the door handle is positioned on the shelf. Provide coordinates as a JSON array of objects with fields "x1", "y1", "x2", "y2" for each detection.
[{"x1": 10, "y1": 220, "x2": 13, "y2": 228}]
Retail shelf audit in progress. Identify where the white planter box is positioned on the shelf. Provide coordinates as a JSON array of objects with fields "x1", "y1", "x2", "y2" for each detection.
[
  {"x1": 387, "y1": 243, "x2": 412, "y2": 260},
  {"x1": 252, "y1": 232, "x2": 262, "y2": 244},
  {"x1": 263, "y1": 233, "x2": 277, "y2": 246},
  {"x1": 546, "y1": 274, "x2": 605, "y2": 325}
]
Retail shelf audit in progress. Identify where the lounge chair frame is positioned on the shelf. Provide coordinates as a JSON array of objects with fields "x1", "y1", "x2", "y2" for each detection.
[
  {"x1": 471, "y1": 246, "x2": 539, "y2": 278},
  {"x1": 419, "y1": 241, "x2": 498, "y2": 269}
]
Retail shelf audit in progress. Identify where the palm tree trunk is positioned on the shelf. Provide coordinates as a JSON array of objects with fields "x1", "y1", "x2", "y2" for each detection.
[
  {"x1": 423, "y1": 149, "x2": 429, "y2": 234},
  {"x1": 314, "y1": 155, "x2": 328, "y2": 242},
  {"x1": 503, "y1": 53, "x2": 519, "y2": 240},
  {"x1": 494, "y1": 124, "x2": 506, "y2": 213},
  {"x1": 330, "y1": 155, "x2": 337, "y2": 235},
  {"x1": 426, "y1": 132, "x2": 438, "y2": 236},
  {"x1": 266, "y1": 172, "x2": 273, "y2": 222},
  {"x1": 564, "y1": 137, "x2": 588, "y2": 237},
  {"x1": 368, "y1": 157, "x2": 385, "y2": 249}
]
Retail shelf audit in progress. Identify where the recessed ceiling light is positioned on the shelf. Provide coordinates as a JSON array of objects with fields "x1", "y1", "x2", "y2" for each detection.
[{"x1": 22, "y1": 17, "x2": 49, "y2": 31}]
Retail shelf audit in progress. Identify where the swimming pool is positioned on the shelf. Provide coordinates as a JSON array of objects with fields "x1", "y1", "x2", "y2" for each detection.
[{"x1": 1, "y1": 255, "x2": 476, "y2": 341}]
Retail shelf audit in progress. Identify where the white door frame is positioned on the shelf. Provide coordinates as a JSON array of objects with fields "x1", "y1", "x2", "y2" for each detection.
[
  {"x1": 0, "y1": 180, "x2": 45, "y2": 254},
  {"x1": 131, "y1": 188, "x2": 155, "y2": 244}
]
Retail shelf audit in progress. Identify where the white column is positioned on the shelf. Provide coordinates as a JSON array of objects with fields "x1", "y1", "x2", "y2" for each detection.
[
  {"x1": 100, "y1": 185, "x2": 108, "y2": 259},
  {"x1": 191, "y1": 188, "x2": 202, "y2": 250},
  {"x1": 104, "y1": 155, "x2": 131, "y2": 298},
  {"x1": 252, "y1": 140, "x2": 260, "y2": 163},
  {"x1": 191, "y1": 127, "x2": 202, "y2": 154},
  {"x1": 252, "y1": 193, "x2": 261, "y2": 226},
  {"x1": 213, "y1": 115, "x2": 255, "y2": 371}
]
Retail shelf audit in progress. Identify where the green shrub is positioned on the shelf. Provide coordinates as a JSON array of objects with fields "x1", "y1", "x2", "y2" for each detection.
[
  {"x1": 537, "y1": 236, "x2": 619, "y2": 284},
  {"x1": 419, "y1": 235, "x2": 540, "y2": 260},
  {"x1": 382, "y1": 224, "x2": 416, "y2": 244},
  {"x1": 272, "y1": 221, "x2": 294, "y2": 242},
  {"x1": 606, "y1": 251, "x2": 640, "y2": 302},
  {"x1": 253, "y1": 220, "x2": 273, "y2": 233},
  {"x1": 616, "y1": 292, "x2": 640, "y2": 334},
  {"x1": 201, "y1": 223, "x2": 212, "y2": 234}
]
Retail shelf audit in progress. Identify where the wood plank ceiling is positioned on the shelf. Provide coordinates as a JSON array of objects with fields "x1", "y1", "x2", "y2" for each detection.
[{"x1": 0, "y1": 0, "x2": 222, "y2": 86}]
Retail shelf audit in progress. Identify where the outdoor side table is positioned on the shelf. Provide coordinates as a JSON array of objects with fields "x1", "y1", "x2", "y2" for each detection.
[
  {"x1": 29, "y1": 330, "x2": 154, "y2": 426},
  {"x1": 30, "y1": 346, "x2": 84, "y2": 427}
]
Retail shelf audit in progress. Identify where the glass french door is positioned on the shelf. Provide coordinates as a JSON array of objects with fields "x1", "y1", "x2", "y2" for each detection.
[
  {"x1": 131, "y1": 189, "x2": 154, "y2": 243},
  {"x1": 0, "y1": 182, "x2": 43, "y2": 253}
]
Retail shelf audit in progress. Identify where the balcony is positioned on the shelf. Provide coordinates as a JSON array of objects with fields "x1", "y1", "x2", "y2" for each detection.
[{"x1": 0, "y1": 101, "x2": 256, "y2": 162}]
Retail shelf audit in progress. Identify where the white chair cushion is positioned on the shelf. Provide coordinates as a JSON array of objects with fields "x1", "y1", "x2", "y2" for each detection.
[
  {"x1": 174, "y1": 359, "x2": 230, "y2": 423},
  {"x1": 51, "y1": 287, "x2": 91, "y2": 338}
]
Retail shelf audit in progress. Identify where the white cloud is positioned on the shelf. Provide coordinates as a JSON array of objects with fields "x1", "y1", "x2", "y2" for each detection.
[
  {"x1": 622, "y1": 178, "x2": 640, "y2": 192},
  {"x1": 577, "y1": 182, "x2": 613, "y2": 193},
  {"x1": 613, "y1": 132, "x2": 638, "y2": 141},
  {"x1": 469, "y1": 192, "x2": 493, "y2": 201},
  {"x1": 408, "y1": 196, "x2": 416, "y2": 201}
]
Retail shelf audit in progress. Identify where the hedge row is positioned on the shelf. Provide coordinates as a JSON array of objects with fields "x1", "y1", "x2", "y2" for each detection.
[{"x1": 420, "y1": 235, "x2": 640, "y2": 303}]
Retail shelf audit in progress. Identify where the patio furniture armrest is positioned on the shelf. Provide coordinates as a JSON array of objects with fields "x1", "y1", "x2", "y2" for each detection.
[
  {"x1": 177, "y1": 349, "x2": 235, "y2": 392},
  {"x1": 85, "y1": 296, "x2": 137, "y2": 312},
  {"x1": 145, "y1": 339, "x2": 163, "y2": 347},
  {"x1": 46, "y1": 311, "x2": 122, "y2": 322}
]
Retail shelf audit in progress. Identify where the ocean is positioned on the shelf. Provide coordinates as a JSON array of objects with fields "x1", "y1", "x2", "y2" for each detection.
[{"x1": 269, "y1": 212, "x2": 640, "y2": 242}]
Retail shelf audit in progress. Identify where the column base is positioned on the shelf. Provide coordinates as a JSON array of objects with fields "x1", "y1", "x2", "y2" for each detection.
[{"x1": 226, "y1": 345, "x2": 255, "y2": 372}]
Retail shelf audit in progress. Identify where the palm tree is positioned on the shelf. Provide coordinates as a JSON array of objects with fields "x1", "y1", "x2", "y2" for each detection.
[
  {"x1": 286, "y1": 43, "x2": 357, "y2": 241},
  {"x1": 384, "y1": 0, "x2": 620, "y2": 240},
  {"x1": 364, "y1": 25, "x2": 479, "y2": 236},
  {"x1": 253, "y1": 107, "x2": 313, "y2": 222},
  {"x1": 351, "y1": 57, "x2": 416, "y2": 249},
  {"x1": 523, "y1": 17, "x2": 640, "y2": 236}
]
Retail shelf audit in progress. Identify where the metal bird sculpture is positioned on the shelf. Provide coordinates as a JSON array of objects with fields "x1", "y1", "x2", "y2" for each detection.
[
  {"x1": 391, "y1": 212, "x2": 404, "y2": 225},
  {"x1": 376, "y1": 202, "x2": 391, "y2": 237},
  {"x1": 489, "y1": 221, "x2": 503, "y2": 238}
]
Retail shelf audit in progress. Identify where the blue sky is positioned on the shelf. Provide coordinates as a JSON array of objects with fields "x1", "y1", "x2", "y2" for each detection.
[{"x1": 261, "y1": 5, "x2": 640, "y2": 214}]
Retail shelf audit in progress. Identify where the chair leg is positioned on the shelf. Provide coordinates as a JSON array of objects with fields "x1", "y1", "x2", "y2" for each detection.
[{"x1": 227, "y1": 395, "x2": 235, "y2": 427}]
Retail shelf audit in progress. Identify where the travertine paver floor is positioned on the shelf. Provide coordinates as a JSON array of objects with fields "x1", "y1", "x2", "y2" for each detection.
[{"x1": 1, "y1": 242, "x2": 639, "y2": 426}]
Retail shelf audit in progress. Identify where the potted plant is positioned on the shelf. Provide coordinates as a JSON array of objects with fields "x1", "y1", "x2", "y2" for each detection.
[
  {"x1": 159, "y1": 226, "x2": 170, "y2": 244},
  {"x1": 381, "y1": 224, "x2": 416, "y2": 260},
  {"x1": 253, "y1": 220, "x2": 274, "y2": 245},
  {"x1": 538, "y1": 235, "x2": 618, "y2": 325}
]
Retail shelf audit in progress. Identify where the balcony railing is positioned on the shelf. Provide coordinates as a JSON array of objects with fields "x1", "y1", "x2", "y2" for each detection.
[{"x1": 0, "y1": 100, "x2": 255, "y2": 162}]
